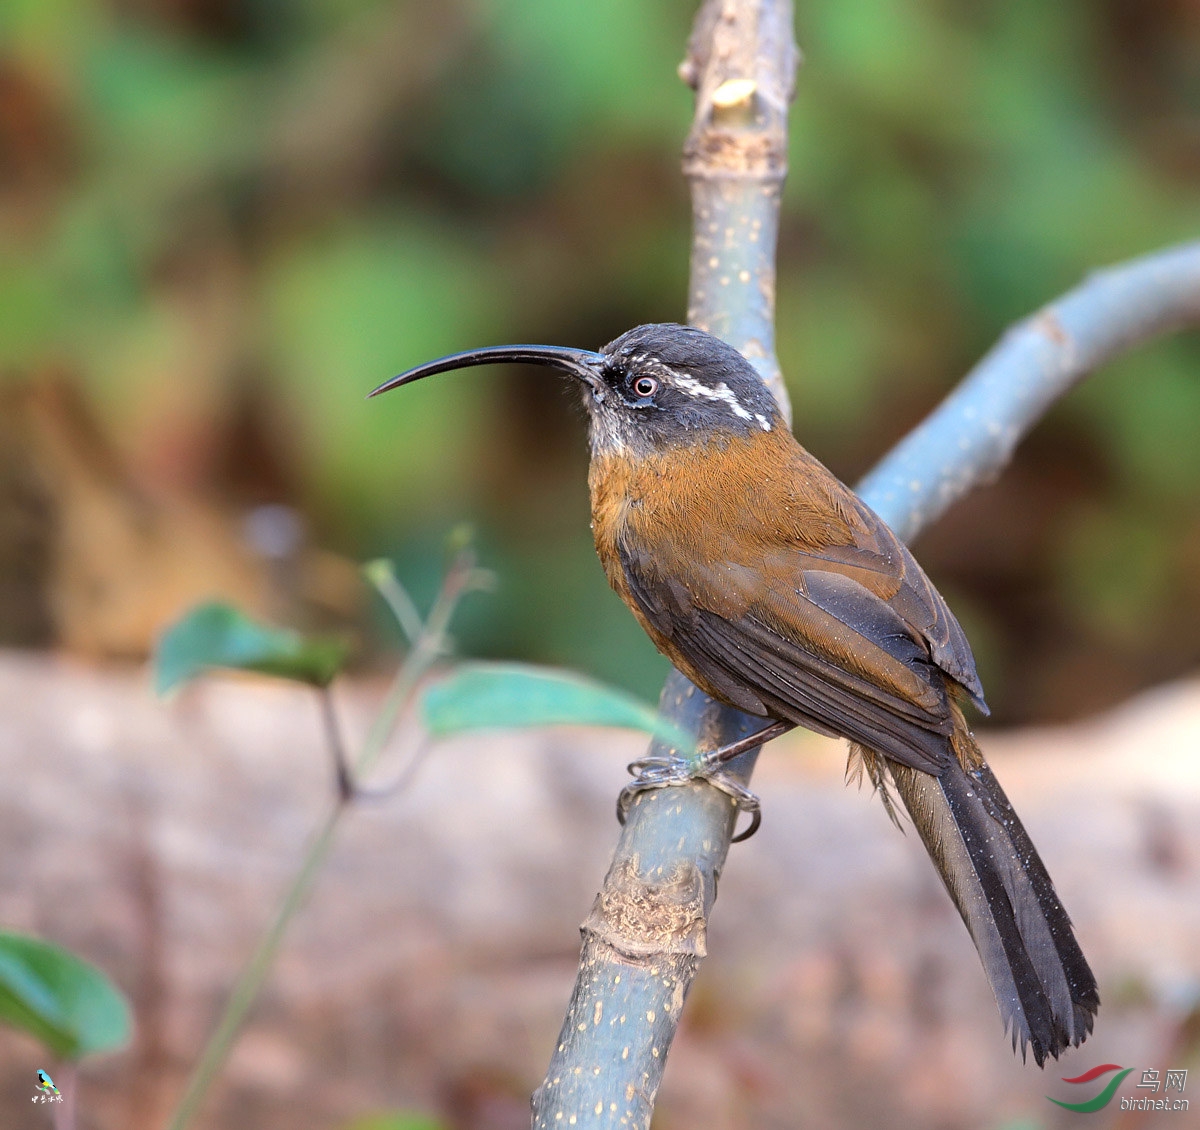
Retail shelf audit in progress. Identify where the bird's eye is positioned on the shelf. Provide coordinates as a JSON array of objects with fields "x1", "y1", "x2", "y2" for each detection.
[{"x1": 632, "y1": 376, "x2": 658, "y2": 398}]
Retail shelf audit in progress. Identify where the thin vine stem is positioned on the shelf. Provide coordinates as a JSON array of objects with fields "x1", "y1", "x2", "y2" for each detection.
[{"x1": 163, "y1": 551, "x2": 483, "y2": 1130}]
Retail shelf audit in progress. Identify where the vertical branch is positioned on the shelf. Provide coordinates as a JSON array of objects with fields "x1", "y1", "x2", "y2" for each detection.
[
  {"x1": 531, "y1": 4, "x2": 798, "y2": 1127},
  {"x1": 683, "y1": 0, "x2": 798, "y2": 413}
]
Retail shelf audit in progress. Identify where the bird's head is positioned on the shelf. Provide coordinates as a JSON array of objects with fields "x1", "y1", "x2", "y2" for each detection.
[{"x1": 370, "y1": 322, "x2": 782, "y2": 458}]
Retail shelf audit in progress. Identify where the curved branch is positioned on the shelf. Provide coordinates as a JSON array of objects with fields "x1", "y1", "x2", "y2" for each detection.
[{"x1": 857, "y1": 241, "x2": 1200, "y2": 533}]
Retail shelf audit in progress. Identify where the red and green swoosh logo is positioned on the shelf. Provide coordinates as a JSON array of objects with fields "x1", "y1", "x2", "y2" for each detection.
[{"x1": 1047, "y1": 1064, "x2": 1134, "y2": 1112}]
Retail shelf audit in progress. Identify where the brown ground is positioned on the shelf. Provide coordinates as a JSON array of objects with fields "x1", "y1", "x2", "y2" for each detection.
[{"x1": 1, "y1": 652, "x2": 1198, "y2": 1130}]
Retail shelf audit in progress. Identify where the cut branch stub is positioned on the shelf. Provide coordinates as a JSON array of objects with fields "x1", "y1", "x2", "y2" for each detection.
[
  {"x1": 684, "y1": 0, "x2": 797, "y2": 414},
  {"x1": 680, "y1": 0, "x2": 799, "y2": 180}
]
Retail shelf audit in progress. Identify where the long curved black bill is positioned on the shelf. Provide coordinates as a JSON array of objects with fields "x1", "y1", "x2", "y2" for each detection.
[{"x1": 369, "y1": 344, "x2": 607, "y2": 398}]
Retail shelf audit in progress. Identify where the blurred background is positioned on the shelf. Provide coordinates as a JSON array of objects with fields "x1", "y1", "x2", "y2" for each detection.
[{"x1": 3, "y1": 0, "x2": 1200, "y2": 722}]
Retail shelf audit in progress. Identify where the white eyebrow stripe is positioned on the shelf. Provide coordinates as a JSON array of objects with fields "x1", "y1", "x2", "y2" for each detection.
[{"x1": 664, "y1": 371, "x2": 754, "y2": 419}]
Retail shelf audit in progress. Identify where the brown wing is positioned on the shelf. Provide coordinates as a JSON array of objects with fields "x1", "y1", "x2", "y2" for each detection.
[
  {"x1": 612, "y1": 443, "x2": 986, "y2": 775},
  {"x1": 798, "y1": 483, "x2": 988, "y2": 712},
  {"x1": 619, "y1": 543, "x2": 955, "y2": 773}
]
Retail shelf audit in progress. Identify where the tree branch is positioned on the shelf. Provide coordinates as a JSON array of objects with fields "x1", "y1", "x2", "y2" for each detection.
[
  {"x1": 857, "y1": 241, "x2": 1200, "y2": 533},
  {"x1": 530, "y1": 3, "x2": 797, "y2": 1127}
]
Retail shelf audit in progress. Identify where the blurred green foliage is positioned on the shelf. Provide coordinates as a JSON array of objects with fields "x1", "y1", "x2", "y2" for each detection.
[
  {"x1": 154, "y1": 599, "x2": 347, "y2": 692},
  {"x1": 422, "y1": 660, "x2": 695, "y2": 752},
  {"x1": 2, "y1": 0, "x2": 1198, "y2": 719},
  {"x1": 0, "y1": 930, "x2": 132, "y2": 1060},
  {"x1": 338, "y1": 1115, "x2": 444, "y2": 1130}
]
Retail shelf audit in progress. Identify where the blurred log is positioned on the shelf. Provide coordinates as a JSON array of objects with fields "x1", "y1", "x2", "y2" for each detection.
[
  {"x1": 0, "y1": 651, "x2": 1197, "y2": 1129},
  {"x1": 0, "y1": 375, "x2": 362, "y2": 657}
]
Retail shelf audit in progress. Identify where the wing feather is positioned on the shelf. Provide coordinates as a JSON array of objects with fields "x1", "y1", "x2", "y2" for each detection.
[
  {"x1": 604, "y1": 438, "x2": 986, "y2": 769},
  {"x1": 619, "y1": 536, "x2": 957, "y2": 774}
]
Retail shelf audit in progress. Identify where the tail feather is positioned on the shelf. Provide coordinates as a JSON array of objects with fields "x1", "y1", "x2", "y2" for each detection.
[{"x1": 883, "y1": 753, "x2": 1099, "y2": 1066}]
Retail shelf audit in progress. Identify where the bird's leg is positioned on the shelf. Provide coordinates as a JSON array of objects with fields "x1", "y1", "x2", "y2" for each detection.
[
  {"x1": 697, "y1": 719, "x2": 796, "y2": 768},
  {"x1": 617, "y1": 720, "x2": 794, "y2": 842}
]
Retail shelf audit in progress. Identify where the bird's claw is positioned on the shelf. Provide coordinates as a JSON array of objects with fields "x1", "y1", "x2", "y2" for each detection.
[{"x1": 616, "y1": 754, "x2": 762, "y2": 842}]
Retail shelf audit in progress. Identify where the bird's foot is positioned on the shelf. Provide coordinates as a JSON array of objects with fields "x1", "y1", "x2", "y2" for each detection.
[
  {"x1": 617, "y1": 757, "x2": 762, "y2": 841},
  {"x1": 615, "y1": 720, "x2": 793, "y2": 842}
]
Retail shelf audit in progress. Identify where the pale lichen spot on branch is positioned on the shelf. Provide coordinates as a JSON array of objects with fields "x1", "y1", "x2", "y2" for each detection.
[{"x1": 712, "y1": 77, "x2": 757, "y2": 107}]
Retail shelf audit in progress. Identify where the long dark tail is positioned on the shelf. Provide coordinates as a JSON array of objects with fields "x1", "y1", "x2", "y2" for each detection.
[{"x1": 877, "y1": 748, "x2": 1099, "y2": 1066}]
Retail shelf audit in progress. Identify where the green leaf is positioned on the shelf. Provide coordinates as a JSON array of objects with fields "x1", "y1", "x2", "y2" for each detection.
[
  {"x1": 0, "y1": 932, "x2": 132, "y2": 1060},
  {"x1": 339, "y1": 1115, "x2": 446, "y2": 1130},
  {"x1": 154, "y1": 602, "x2": 348, "y2": 695},
  {"x1": 422, "y1": 662, "x2": 694, "y2": 752}
]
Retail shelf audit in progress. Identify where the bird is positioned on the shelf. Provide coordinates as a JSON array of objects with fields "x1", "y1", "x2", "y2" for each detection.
[{"x1": 370, "y1": 321, "x2": 1099, "y2": 1066}]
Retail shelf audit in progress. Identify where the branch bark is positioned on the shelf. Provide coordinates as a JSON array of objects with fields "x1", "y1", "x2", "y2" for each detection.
[
  {"x1": 530, "y1": 3, "x2": 798, "y2": 1127},
  {"x1": 857, "y1": 240, "x2": 1200, "y2": 532}
]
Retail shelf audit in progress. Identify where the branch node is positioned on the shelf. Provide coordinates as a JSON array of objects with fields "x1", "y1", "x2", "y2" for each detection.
[{"x1": 584, "y1": 857, "x2": 708, "y2": 960}]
